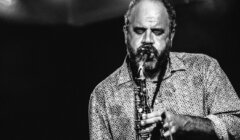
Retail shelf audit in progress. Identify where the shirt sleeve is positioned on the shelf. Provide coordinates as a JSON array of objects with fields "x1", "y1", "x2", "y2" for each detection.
[
  {"x1": 205, "y1": 58, "x2": 240, "y2": 140},
  {"x1": 88, "y1": 88, "x2": 112, "y2": 140}
]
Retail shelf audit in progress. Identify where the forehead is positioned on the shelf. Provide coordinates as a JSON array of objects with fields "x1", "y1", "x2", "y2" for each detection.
[{"x1": 130, "y1": 0, "x2": 169, "y2": 27}]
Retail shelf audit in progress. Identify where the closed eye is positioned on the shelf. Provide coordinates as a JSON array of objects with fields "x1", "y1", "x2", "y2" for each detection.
[
  {"x1": 151, "y1": 28, "x2": 164, "y2": 36},
  {"x1": 133, "y1": 27, "x2": 146, "y2": 35}
]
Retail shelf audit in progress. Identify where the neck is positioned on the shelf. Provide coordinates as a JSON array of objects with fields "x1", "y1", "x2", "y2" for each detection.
[{"x1": 144, "y1": 68, "x2": 160, "y2": 81}]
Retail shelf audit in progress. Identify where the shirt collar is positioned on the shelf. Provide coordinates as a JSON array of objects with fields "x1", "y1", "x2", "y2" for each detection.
[
  {"x1": 118, "y1": 57, "x2": 132, "y2": 86},
  {"x1": 117, "y1": 52, "x2": 186, "y2": 86},
  {"x1": 163, "y1": 52, "x2": 186, "y2": 79},
  {"x1": 168, "y1": 52, "x2": 186, "y2": 72}
]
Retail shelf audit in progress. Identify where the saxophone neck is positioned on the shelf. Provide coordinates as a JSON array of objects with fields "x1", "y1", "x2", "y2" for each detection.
[{"x1": 137, "y1": 52, "x2": 147, "y2": 81}]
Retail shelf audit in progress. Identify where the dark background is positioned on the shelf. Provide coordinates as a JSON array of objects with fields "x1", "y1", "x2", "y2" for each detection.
[{"x1": 0, "y1": 0, "x2": 240, "y2": 139}]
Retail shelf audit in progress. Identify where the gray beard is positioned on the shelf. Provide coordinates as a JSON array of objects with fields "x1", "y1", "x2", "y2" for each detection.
[{"x1": 127, "y1": 46, "x2": 170, "y2": 79}]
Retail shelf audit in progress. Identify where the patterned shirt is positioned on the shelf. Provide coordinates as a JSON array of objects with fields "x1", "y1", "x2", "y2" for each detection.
[{"x1": 89, "y1": 52, "x2": 240, "y2": 140}]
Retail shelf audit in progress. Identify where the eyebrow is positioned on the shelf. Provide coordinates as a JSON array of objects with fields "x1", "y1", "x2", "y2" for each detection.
[
  {"x1": 133, "y1": 26, "x2": 164, "y2": 31},
  {"x1": 133, "y1": 26, "x2": 146, "y2": 29},
  {"x1": 151, "y1": 27, "x2": 163, "y2": 30},
  {"x1": 133, "y1": 25, "x2": 163, "y2": 29}
]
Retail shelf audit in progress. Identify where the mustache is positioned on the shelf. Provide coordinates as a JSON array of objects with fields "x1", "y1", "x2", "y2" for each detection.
[{"x1": 136, "y1": 44, "x2": 159, "y2": 60}]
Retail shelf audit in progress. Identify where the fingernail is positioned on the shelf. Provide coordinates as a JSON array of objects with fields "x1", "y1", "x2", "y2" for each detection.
[
  {"x1": 163, "y1": 123, "x2": 167, "y2": 128},
  {"x1": 163, "y1": 132, "x2": 167, "y2": 137}
]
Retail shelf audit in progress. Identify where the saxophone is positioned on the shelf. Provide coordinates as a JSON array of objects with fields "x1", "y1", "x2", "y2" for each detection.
[
  {"x1": 134, "y1": 47, "x2": 173, "y2": 140},
  {"x1": 134, "y1": 51, "x2": 152, "y2": 140}
]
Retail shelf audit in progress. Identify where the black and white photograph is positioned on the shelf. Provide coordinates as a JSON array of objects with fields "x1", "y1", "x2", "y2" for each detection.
[{"x1": 0, "y1": 0, "x2": 240, "y2": 139}]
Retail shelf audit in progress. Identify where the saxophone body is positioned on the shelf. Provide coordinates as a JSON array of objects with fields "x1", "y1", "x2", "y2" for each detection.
[{"x1": 134, "y1": 53, "x2": 152, "y2": 140}]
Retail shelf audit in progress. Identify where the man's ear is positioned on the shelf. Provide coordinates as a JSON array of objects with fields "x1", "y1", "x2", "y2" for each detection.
[
  {"x1": 170, "y1": 32, "x2": 175, "y2": 42},
  {"x1": 169, "y1": 32, "x2": 175, "y2": 47},
  {"x1": 123, "y1": 25, "x2": 128, "y2": 44}
]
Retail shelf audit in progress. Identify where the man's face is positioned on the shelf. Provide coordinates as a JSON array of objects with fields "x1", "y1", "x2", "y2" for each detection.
[{"x1": 125, "y1": 0, "x2": 173, "y2": 72}]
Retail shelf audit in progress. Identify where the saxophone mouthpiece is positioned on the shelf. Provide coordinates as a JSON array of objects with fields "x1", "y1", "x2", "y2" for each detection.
[{"x1": 138, "y1": 53, "x2": 148, "y2": 79}]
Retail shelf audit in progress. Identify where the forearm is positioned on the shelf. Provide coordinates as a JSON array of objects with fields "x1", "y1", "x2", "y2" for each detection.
[
  {"x1": 208, "y1": 114, "x2": 240, "y2": 140},
  {"x1": 176, "y1": 115, "x2": 219, "y2": 140}
]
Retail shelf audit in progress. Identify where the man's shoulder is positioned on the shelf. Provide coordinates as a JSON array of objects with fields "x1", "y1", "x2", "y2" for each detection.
[
  {"x1": 172, "y1": 52, "x2": 215, "y2": 61},
  {"x1": 92, "y1": 65, "x2": 123, "y2": 94},
  {"x1": 171, "y1": 52, "x2": 217, "y2": 68}
]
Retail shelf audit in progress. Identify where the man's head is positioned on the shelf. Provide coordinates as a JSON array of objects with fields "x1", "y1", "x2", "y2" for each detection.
[{"x1": 123, "y1": 0, "x2": 176, "y2": 77}]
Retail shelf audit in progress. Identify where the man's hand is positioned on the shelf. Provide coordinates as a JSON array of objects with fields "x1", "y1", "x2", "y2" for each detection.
[
  {"x1": 140, "y1": 110, "x2": 218, "y2": 139},
  {"x1": 140, "y1": 110, "x2": 188, "y2": 137}
]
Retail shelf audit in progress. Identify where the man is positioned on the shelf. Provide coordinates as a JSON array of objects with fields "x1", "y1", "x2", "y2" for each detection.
[{"x1": 88, "y1": 0, "x2": 240, "y2": 139}]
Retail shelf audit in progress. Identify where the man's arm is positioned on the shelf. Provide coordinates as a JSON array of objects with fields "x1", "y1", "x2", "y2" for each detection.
[
  {"x1": 88, "y1": 89, "x2": 112, "y2": 140},
  {"x1": 141, "y1": 58, "x2": 240, "y2": 140},
  {"x1": 204, "y1": 58, "x2": 240, "y2": 140},
  {"x1": 163, "y1": 58, "x2": 240, "y2": 139},
  {"x1": 141, "y1": 110, "x2": 219, "y2": 140}
]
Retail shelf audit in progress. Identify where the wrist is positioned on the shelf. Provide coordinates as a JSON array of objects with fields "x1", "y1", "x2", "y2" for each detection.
[{"x1": 178, "y1": 115, "x2": 219, "y2": 139}]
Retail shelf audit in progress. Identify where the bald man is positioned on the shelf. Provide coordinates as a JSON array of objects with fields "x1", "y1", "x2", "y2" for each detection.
[{"x1": 89, "y1": 0, "x2": 240, "y2": 139}]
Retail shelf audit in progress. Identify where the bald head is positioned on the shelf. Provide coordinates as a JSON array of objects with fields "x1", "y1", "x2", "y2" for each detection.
[
  {"x1": 124, "y1": 0, "x2": 176, "y2": 34},
  {"x1": 129, "y1": 0, "x2": 169, "y2": 30}
]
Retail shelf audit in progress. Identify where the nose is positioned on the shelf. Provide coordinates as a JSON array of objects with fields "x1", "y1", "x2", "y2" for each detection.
[{"x1": 142, "y1": 30, "x2": 154, "y2": 44}]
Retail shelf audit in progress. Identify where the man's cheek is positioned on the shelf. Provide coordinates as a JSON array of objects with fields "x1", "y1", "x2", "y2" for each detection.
[
  {"x1": 130, "y1": 40, "x2": 139, "y2": 51},
  {"x1": 155, "y1": 41, "x2": 167, "y2": 51}
]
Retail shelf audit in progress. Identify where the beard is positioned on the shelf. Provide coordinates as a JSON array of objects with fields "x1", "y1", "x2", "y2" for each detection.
[{"x1": 127, "y1": 43, "x2": 170, "y2": 79}]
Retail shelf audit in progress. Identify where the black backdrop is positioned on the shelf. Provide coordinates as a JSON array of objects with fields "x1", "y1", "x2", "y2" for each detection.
[{"x1": 0, "y1": 2, "x2": 240, "y2": 140}]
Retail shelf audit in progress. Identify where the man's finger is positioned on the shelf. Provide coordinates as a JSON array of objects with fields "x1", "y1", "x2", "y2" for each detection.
[
  {"x1": 163, "y1": 126, "x2": 176, "y2": 137},
  {"x1": 163, "y1": 121, "x2": 173, "y2": 128},
  {"x1": 141, "y1": 117, "x2": 161, "y2": 126},
  {"x1": 143, "y1": 111, "x2": 163, "y2": 119},
  {"x1": 139, "y1": 124, "x2": 156, "y2": 133}
]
